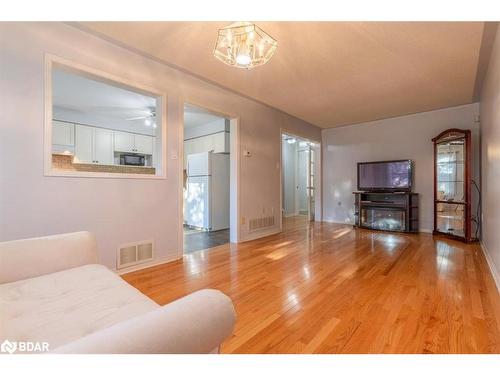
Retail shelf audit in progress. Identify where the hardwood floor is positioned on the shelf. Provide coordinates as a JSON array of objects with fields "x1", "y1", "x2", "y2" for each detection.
[{"x1": 122, "y1": 216, "x2": 500, "y2": 353}]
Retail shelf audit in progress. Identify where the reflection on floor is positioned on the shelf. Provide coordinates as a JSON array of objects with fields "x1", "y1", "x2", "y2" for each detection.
[
  {"x1": 183, "y1": 226, "x2": 230, "y2": 254},
  {"x1": 124, "y1": 217, "x2": 500, "y2": 353}
]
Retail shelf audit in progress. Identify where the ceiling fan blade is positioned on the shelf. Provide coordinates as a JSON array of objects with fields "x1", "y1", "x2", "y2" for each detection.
[{"x1": 125, "y1": 116, "x2": 148, "y2": 120}]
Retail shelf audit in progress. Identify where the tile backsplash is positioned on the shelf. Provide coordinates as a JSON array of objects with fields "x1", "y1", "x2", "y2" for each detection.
[{"x1": 52, "y1": 154, "x2": 156, "y2": 175}]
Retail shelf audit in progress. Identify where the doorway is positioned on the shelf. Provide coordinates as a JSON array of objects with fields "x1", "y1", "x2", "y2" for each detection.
[
  {"x1": 182, "y1": 103, "x2": 239, "y2": 254},
  {"x1": 281, "y1": 132, "x2": 320, "y2": 225}
]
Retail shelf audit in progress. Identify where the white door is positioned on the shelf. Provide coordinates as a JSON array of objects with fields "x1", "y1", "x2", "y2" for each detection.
[
  {"x1": 185, "y1": 176, "x2": 211, "y2": 229},
  {"x1": 52, "y1": 121, "x2": 74, "y2": 146},
  {"x1": 135, "y1": 134, "x2": 153, "y2": 155},
  {"x1": 297, "y1": 149, "x2": 309, "y2": 213},
  {"x1": 94, "y1": 128, "x2": 114, "y2": 165},
  {"x1": 114, "y1": 131, "x2": 135, "y2": 153},
  {"x1": 74, "y1": 125, "x2": 93, "y2": 164}
]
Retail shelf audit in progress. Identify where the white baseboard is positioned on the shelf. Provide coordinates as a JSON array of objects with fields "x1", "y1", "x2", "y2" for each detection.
[
  {"x1": 480, "y1": 241, "x2": 500, "y2": 294},
  {"x1": 115, "y1": 254, "x2": 181, "y2": 275}
]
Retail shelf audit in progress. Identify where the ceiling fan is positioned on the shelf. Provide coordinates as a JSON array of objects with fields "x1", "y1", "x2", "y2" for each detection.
[{"x1": 125, "y1": 107, "x2": 157, "y2": 127}]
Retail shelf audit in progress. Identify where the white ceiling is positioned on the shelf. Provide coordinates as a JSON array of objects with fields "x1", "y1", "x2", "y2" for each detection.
[
  {"x1": 53, "y1": 68, "x2": 157, "y2": 120},
  {"x1": 81, "y1": 22, "x2": 487, "y2": 128},
  {"x1": 184, "y1": 104, "x2": 226, "y2": 129}
]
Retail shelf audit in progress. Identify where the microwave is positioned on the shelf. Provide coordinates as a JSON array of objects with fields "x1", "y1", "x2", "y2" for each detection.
[{"x1": 120, "y1": 154, "x2": 145, "y2": 166}]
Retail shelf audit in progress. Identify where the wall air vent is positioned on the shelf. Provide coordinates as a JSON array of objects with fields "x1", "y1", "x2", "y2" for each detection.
[
  {"x1": 117, "y1": 240, "x2": 154, "y2": 269},
  {"x1": 249, "y1": 215, "x2": 275, "y2": 232}
]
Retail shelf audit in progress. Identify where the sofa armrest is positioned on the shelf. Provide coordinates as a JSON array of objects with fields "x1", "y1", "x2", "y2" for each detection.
[
  {"x1": 0, "y1": 231, "x2": 97, "y2": 284},
  {"x1": 52, "y1": 289, "x2": 236, "y2": 354}
]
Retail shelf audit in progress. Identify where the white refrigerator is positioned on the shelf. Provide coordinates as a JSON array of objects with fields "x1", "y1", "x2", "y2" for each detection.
[{"x1": 184, "y1": 152, "x2": 230, "y2": 231}]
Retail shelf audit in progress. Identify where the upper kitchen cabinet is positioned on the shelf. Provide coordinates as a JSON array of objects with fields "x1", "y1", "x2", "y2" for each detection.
[
  {"x1": 183, "y1": 132, "x2": 229, "y2": 169},
  {"x1": 74, "y1": 125, "x2": 93, "y2": 163},
  {"x1": 74, "y1": 125, "x2": 114, "y2": 165},
  {"x1": 48, "y1": 58, "x2": 165, "y2": 177},
  {"x1": 212, "y1": 132, "x2": 229, "y2": 153},
  {"x1": 114, "y1": 131, "x2": 135, "y2": 153},
  {"x1": 185, "y1": 132, "x2": 229, "y2": 154},
  {"x1": 114, "y1": 131, "x2": 153, "y2": 155},
  {"x1": 93, "y1": 128, "x2": 114, "y2": 165},
  {"x1": 134, "y1": 134, "x2": 154, "y2": 155},
  {"x1": 52, "y1": 120, "x2": 74, "y2": 146},
  {"x1": 52, "y1": 120, "x2": 75, "y2": 154}
]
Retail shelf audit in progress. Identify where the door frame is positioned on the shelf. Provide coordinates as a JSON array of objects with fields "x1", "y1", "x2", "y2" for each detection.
[
  {"x1": 179, "y1": 100, "x2": 241, "y2": 255},
  {"x1": 280, "y1": 129, "x2": 322, "y2": 229}
]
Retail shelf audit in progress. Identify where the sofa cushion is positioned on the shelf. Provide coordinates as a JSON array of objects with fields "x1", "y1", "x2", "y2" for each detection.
[{"x1": 0, "y1": 264, "x2": 158, "y2": 351}]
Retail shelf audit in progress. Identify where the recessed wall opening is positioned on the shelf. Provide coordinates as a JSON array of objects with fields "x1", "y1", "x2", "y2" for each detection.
[
  {"x1": 182, "y1": 103, "x2": 238, "y2": 254},
  {"x1": 45, "y1": 56, "x2": 166, "y2": 179},
  {"x1": 281, "y1": 132, "x2": 321, "y2": 227}
]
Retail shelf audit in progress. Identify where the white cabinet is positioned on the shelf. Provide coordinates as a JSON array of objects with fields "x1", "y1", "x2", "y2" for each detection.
[
  {"x1": 114, "y1": 131, "x2": 153, "y2": 155},
  {"x1": 212, "y1": 132, "x2": 229, "y2": 153},
  {"x1": 75, "y1": 125, "x2": 94, "y2": 163},
  {"x1": 52, "y1": 120, "x2": 75, "y2": 154},
  {"x1": 114, "y1": 132, "x2": 135, "y2": 153},
  {"x1": 75, "y1": 125, "x2": 114, "y2": 165},
  {"x1": 94, "y1": 128, "x2": 114, "y2": 165},
  {"x1": 183, "y1": 132, "x2": 229, "y2": 168},
  {"x1": 52, "y1": 121, "x2": 75, "y2": 146},
  {"x1": 134, "y1": 134, "x2": 153, "y2": 155}
]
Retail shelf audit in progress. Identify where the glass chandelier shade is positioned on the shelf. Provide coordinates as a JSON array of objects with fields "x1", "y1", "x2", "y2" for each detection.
[{"x1": 213, "y1": 22, "x2": 278, "y2": 70}]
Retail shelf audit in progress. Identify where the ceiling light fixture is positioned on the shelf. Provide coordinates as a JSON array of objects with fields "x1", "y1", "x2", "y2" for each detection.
[{"x1": 214, "y1": 22, "x2": 278, "y2": 70}]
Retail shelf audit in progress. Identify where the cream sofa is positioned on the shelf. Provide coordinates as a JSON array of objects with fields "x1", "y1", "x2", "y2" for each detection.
[{"x1": 0, "y1": 232, "x2": 236, "y2": 354}]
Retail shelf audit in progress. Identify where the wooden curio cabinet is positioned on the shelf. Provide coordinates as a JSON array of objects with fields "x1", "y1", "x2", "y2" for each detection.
[{"x1": 432, "y1": 128, "x2": 476, "y2": 242}]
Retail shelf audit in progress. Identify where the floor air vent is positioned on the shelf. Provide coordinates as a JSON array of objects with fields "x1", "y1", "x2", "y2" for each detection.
[
  {"x1": 117, "y1": 240, "x2": 154, "y2": 269},
  {"x1": 249, "y1": 215, "x2": 275, "y2": 232}
]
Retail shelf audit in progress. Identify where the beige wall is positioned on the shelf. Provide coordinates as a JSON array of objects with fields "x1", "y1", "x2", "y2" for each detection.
[
  {"x1": 479, "y1": 27, "x2": 500, "y2": 287},
  {"x1": 322, "y1": 103, "x2": 480, "y2": 233},
  {"x1": 0, "y1": 23, "x2": 321, "y2": 269}
]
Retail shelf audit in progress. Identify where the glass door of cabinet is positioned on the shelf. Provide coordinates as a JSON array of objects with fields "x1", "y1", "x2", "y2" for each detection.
[{"x1": 432, "y1": 129, "x2": 472, "y2": 242}]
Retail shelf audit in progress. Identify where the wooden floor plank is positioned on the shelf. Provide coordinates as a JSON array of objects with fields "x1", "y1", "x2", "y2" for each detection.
[{"x1": 122, "y1": 216, "x2": 500, "y2": 353}]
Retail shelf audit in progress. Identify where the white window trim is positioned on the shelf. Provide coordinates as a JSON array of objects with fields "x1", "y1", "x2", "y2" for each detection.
[{"x1": 44, "y1": 53, "x2": 167, "y2": 180}]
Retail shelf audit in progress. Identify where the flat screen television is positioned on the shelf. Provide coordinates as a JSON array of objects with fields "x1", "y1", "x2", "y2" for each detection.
[{"x1": 357, "y1": 160, "x2": 413, "y2": 192}]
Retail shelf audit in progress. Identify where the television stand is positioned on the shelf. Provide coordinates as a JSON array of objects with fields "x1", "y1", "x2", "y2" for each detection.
[{"x1": 353, "y1": 191, "x2": 419, "y2": 233}]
